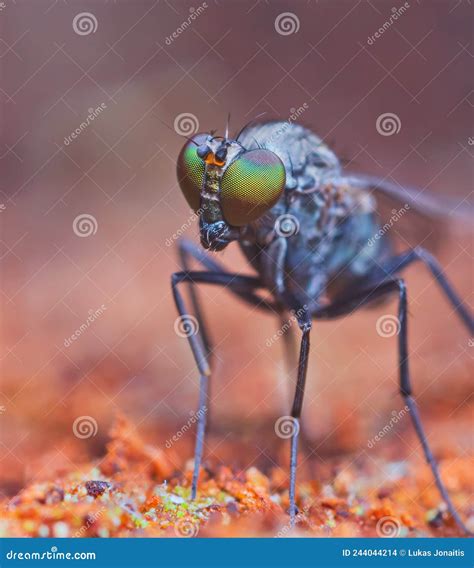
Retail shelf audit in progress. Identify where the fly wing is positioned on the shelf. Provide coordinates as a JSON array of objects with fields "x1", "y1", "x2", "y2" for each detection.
[
  {"x1": 344, "y1": 174, "x2": 472, "y2": 220},
  {"x1": 337, "y1": 174, "x2": 473, "y2": 251}
]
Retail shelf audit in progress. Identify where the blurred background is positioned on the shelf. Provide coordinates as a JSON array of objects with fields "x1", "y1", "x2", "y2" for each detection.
[{"x1": 0, "y1": 0, "x2": 472, "y2": 499}]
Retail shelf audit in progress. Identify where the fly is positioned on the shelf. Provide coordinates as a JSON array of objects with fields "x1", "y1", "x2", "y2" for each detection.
[{"x1": 171, "y1": 120, "x2": 473, "y2": 533}]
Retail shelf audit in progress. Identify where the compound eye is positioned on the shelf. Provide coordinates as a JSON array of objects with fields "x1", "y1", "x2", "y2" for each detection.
[
  {"x1": 176, "y1": 134, "x2": 208, "y2": 212},
  {"x1": 220, "y1": 149, "x2": 286, "y2": 226}
]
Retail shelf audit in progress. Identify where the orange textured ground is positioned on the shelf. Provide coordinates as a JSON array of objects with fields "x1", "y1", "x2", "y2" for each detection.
[{"x1": 1, "y1": 415, "x2": 472, "y2": 538}]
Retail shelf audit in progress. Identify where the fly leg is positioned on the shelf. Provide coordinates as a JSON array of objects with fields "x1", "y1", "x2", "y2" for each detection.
[
  {"x1": 283, "y1": 306, "x2": 312, "y2": 528},
  {"x1": 316, "y1": 278, "x2": 471, "y2": 535},
  {"x1": 171, "y1": 269, "x2": 274, "y2": 500},
  {"x1": 177, "y1": 239, "x2": 276, "y2": 450},
  {"x1": 178, "y1": 239, "x2": 229, "y2": 358},
  {"x1": 177, "y1": 239, "x2": 233, "y2": 436},
  {"x1": 278, "y1": 312, "x2": 318, "y2": 463},
  {"x1": 178, "y1": 239, "x2": 273, "y2": 311},
  {"x1": 375, "y1": 247, "x2": 473, "y2": 333}
]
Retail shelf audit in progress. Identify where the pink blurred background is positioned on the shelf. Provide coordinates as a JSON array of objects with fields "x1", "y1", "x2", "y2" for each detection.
[{"x1": 0, "y1": 0, "x2": 472, "y2": 497}]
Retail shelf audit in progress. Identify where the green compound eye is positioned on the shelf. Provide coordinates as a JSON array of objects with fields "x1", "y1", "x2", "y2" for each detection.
[
  {"x1": 176, "y1": 134, "x2": 208, "y2": 212},
  {"x1": 220, "y1": 150, "x2": 286, "y2": 226}
]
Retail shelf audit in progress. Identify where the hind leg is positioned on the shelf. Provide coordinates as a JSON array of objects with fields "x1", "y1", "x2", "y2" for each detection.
[{"x1": 315, "y1": 277, "x2": 470, "y2": 534}]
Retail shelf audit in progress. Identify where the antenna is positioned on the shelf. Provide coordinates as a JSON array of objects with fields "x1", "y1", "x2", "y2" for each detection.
[
  {"x1": 225, "y1": 112, "x2": 231, "y2": 139},
  {"x1": 158, "y1": 118, "x2": 199, "y2": 146}
]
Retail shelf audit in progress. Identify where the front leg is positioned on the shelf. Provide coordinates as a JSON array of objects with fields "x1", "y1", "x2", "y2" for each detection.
[
  {"x1": 178, "y1": 239, "x2": 230, "y2": 358},
  {"x1": 171, "y1": 269, "x2": 273, "y2": 499}
]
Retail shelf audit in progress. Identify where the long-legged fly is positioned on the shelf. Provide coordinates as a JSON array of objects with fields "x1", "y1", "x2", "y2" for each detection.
[{"x1": 171, "y1": 120, "x2": 473, "y2": 533}]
